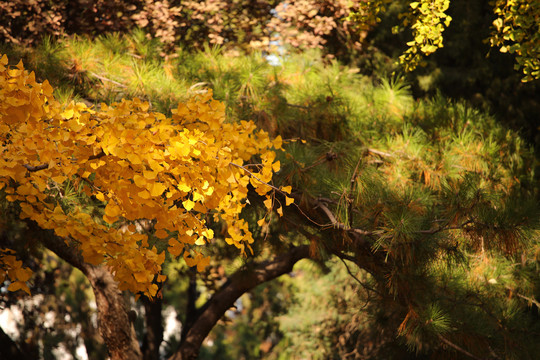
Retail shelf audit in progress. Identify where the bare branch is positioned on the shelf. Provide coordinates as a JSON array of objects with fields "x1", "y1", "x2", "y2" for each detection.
[
  {"x1": 437, "y1": 335, "x2": 485, "y2": 360},
  {"x1": 171, "y1": 245, "x2": 310, "y2": 360},
  {"x1": 367, "y1": 148, "x2": 394, "y2": 158},
  {"x1": 315, "y1": 199, "x2": 372, "y2": 235},
  {"x1": 23, "y1": 151, "x2": 106, "y2": 174},
  {"x1": 23, "y1": 163, "x2": 49, "y2": 172},
  {"x1": 90, "y1": 72, "x2": 127, "y2": 88}
]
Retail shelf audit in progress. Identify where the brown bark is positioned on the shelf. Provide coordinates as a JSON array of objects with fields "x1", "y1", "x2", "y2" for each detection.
[
  {"x1": 85, "y1": 266, "x2": 142, "y2": 360},
  {"x1": 169, "y1": 245, "x2": 310, "y2": 360},
  {"x1": 142, "y1": 296, "x2": 164, "y2": 360},
  {"x1": 37, "y1": 228, "x2": 142, "y2": 360}
]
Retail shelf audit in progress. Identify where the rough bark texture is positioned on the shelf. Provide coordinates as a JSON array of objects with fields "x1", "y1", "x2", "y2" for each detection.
[
  {"x1": 142, "y1": 296, "x2": 164, "y2": 360},
  {"x1": 37, "y1": 229, "x2": 142, "y2": 360},
  {"x1": 85, "y1": 266, "x2": 142, "y2": 360},
  {"x1": 169, "y1": 245, "x2": 310, "y2": 360}
]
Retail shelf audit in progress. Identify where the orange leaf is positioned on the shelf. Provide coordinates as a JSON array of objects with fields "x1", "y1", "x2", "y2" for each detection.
[
  {"x1": 105, "y1": 204, "x2": 121, "y2": 217},
  {"x1": 168, "y1": 239, "x2": 184, "y2": 257},
  {"x1": 151, "y1": 183, "x2": 166, "y2": 197},
  {"x1": 264, "y1": 198, "x2": 272, "y2": 209},
  {"x1": 155, "y1": 229, "x2": 169, "y2": 239}
]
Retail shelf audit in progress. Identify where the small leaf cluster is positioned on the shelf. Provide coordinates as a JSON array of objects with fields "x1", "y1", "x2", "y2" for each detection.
[
  {"x1": 0, "y1": 248, "x2": 32, "y2": 294},
  {"x1": 398, "y1": 0, "x2": 452, "y2": 72},
  {"x1": 491, "y1": 0, "x2": 540, "y2": 82}
]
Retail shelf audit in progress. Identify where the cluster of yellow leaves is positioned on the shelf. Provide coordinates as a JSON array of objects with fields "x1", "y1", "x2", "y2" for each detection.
[
  {"x1": 0, "y1": 249, "x2": 33, "y2": 294},
  {"x1": 0, "y1": 54, "x2": 290, "y2": 297},
  {"x1": 491, "y1": 0, "x2": 540, "y2": 82},
  {"x1": 398, "y1": 0, "x2": 452, "y2": 72}
]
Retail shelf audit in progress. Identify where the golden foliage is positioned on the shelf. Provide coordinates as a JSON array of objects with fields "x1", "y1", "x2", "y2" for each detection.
[{"x1": 0, "y1": 54, "x2": 290, "y2": 297}]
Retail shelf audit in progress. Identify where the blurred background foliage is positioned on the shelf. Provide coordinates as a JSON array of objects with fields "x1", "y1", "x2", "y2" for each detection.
[{"x1": 1, "y1": 1, "x2": 539, "y2": 359}]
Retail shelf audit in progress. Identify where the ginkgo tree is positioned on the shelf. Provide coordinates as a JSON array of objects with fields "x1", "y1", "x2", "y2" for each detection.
[{"x1": 0, "y1": 54, "x2": 295, "y2": 359}]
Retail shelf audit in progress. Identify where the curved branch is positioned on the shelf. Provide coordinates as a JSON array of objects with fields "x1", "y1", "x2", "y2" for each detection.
[{"x1": 170, "y1": 245, "x2": 310, "y2": 360}]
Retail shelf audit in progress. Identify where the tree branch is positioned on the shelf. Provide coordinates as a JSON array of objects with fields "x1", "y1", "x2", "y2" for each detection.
[
  {"x1": 438, "y1": 335, "x2": 485, "y2": 360},
  {"x1": 315, "y1": 199, "x2": 372, "y2": 236},
  {"x1": 23, "y1": 151, "x2": 106, "y2": 173},
  {"x1": 170, "y1": 245, "x2": 310, "y2": 360}
]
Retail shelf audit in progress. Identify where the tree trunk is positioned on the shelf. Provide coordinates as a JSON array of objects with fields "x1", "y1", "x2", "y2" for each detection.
[
  {"x1": 142, "y1": 296, "x2": 164, "y2": 360},
  {"x1": 37, "y1": 227, "x2": 142, "y2": 360},
  {"x1": 85, "y1": 266, "x2": 142, "y2": 360}
]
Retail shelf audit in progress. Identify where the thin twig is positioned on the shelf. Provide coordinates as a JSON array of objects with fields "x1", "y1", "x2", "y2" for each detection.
[
  {"x1": 316, "y1": 200, "x2": 372, "y2": 235},
  {"x1": 505, "y1": 287, "x2": 540, "y2": 308},
  {"x1": 418, "y1": 219, "x2": 474, "y2": 234},
  {"x1": 89, "y1": 72, "x2": 127, "y2": 88},
  {"x1": 23, "y1": 163, "x2": 49, "y2": 172},
  {"x1": 229, "y1": 162, "x2": 329, "y2": 227},
  {"x1": 336, "y1": 254, "x2": 379, "y2": 296},
  {"x1": 438, "y1": 335, "x2": 484, "y2": 360},
  {"x1": 229, "y1": 162, "x2": 282, "y2": 192},
  {"x1": 285, "y1": 102, "x2": 310, "y2": 110},
  {"x1": 348, "y1": 156, "x2": 362, "y2": 227},
  {"x1": 367, "y1": 148, "x2": 394, "y2": 158},
  {"x1": 23, "y1": 151, "x2": 106, "y2": 173}
]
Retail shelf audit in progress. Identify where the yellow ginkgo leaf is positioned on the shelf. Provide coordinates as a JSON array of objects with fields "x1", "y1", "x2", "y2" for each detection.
[
  {"x1": 143, "y1": 170, "x2": 157, "y2": 180},
  {"x1": 105, "y1": 204, "x2": 121, "y2": 217},
  {"x1": 202, "y1": 229, "x2": 214, "y2": 239},
  {"x1": 285, "y1": 196, "x2": 294, "y2": 206},
  {"x1": 184, "y1": 252, "x2": 198, "y2": 267},
  {"x1": 195, "y1": 237, "x2": 205, "y2": 245},
  {"x1": 138, "y1": 190, "x2": 150, "y2": 199},
  {"x1": 196, "y1": 255, "x2": 210, "y2": 272},
  {"x1": 8, "y1": 281, "x2": 30, "y2": 295},
  {"x1": 178, "y1": 183, "x2": 191, "y2": 192},
  {"x1": 183, "y1": 199, "x2": 195, "y2": 211},
  {"x1": 264, "y1": 198, "x2": 272, "y2": 209},
  {"x1": 277, "y1": 206, "x2": 283, "y2": 217},
  {"x1": 127, "y1": 153, "x2": 142, "y2": 165},
  {"x1": 133, "y1": 272, "x2": 149, "y2": 283},
  {"x1": 168, "y1": 239, "x2": 184, "y2": 257},
  {"x1": 151, "y1": 182, "x2": 166, "y2": 197},
  {"x1": 51, "y1": 175, "x2": 67, "y2": 184},
  {"x1": 134, "y1": 175, "x2": 146, "y2": 187},
  {"x1": 273, "y1": 135, "x2": 283, "y2": 149}
]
